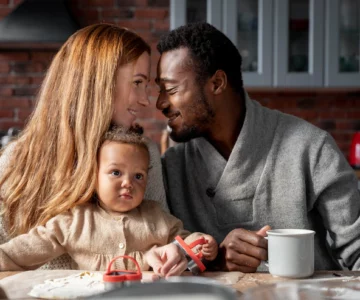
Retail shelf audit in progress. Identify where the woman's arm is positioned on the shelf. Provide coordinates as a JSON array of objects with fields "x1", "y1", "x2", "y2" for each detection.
[{"x1": 0, "y1": 214, "x2": 70, "y2": 271}]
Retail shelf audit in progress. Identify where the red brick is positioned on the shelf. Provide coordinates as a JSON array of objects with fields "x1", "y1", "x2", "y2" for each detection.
[
  {"x1": 347, "y1": 111, "x2": 360, "y2": 119},
  {"x1": 336, "y1": 121, "x2": 358, "y2": 131},
  {"x1": 81, "y1": 18, "x2": 101, "y2": 27},
  {"x1": 293, "y1": 110, "x2": 318, "y2": 121},
  {"x1": 117, "y1": 20, "x2": 151, "y2": 30},
  {"x1": 0, "y1": 97, "x2": 32, "y2": 108},
  {"x1": 30, "y1": 52, "x2": 56, "y2": 63},
  {"x1": 0, "y1": 88, "x2": 12, "y2": 96},
  {"x1": 0, "y1": 0, "x2": 9, "y2": 5},
  {"x1": 0, "y1": 76, "x2": 30, "y2": 84},
  {"x1": 137, "y1": 32, "x2": 155, "y2": 43},
  {"x1": 18, "y1": 109, "x2": 33, "y2": 120},
  {"x1": 30, "y1": 76, "x2": 45, "y2": 85},
  {"x1": 334, "y1": 98, "x2": 359, "y2": 108},
  {"x1": 0, "y1": 8, "x2": 12, "y2": 18},
  {"x1": 0, "y1": 52, "x2": 29, "y2": 61},
  {"x1": 84, "y1": 0, "x2": 114, "y2": 7},
  {"x1": 73, "y1": 8, "x2": 99, "y2": 20},
  {"x1": 11, "y1": 62, "x2": 47, "y2": 73},
  {"x1": 13, "y1": 87, "x2": 38, "y2": 96},
  {"x1": 269, "y1": 98, "x2": 299, "y2": 109},
  {"x1": 0, "y1": 121, "x2": 24, "y2": 130},
  {"x1": 153, "y1": 20, "x2": 169, "y2": 31},
  {"x1": 336, "y1": 141, "x2": 351, "y2": 155},
  {"x1": 318, "y1": 120, "x2": 336, "y2": 131},
  {"x1": 332, "y1": 132, "x2": 354, "y2": 143},
  {"x1": 0, "y1": 110, "x2": 13, "y2": 118},
  {"x1": 318, "y1": 111, "x2": 348, "y2": 119},
  {"x1": 134, "y1": 8, "x2": 168, "y2": 19},
  {"x1": 117, "y1": 0, "x2": 147, "y2": 7},
  {"x1": 148, "y1": 0, "x2": 169, "y2": 7},
  {"x1": 0, "y1": 63, "x2": 9, "y2": 73},
  {"x1": 102, "y1": 8, "x2": 134, "y2": 18}
]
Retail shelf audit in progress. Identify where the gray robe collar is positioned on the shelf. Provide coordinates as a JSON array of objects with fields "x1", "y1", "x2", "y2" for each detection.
[{"x1": 191, "y1": 92, "x2": 278, "y2": 200}]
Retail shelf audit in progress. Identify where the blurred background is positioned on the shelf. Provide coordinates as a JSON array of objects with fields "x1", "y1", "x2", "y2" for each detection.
[{"x1": 0, "y1": 0, "x2": 358, "y2": 165}]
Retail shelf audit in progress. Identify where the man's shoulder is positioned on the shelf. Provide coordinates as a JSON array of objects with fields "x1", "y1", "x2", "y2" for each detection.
[
  {"x1": 163, "y1": 139, "x2": 199, "y2": 160},
  {"x1": 279, "y1": 111, "x2": 327, "y2": 140},
  {"x1": 253, "y1": 99, "x2": 324, "y2": 135},
  {"x1": 250, "y1": 98, "x2": 329, "y2": 151},
  {"x1": 258, "y1": 101, "x2": 327, "y2": 141}
]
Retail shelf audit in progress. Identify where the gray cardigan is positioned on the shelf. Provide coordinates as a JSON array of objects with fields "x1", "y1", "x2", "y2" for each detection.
[{"x1": 162, "y1": 93, "x2": 360, "y2": 271}]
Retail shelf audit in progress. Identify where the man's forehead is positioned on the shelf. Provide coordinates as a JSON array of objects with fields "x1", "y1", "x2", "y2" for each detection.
[{"x1": 157, "y1": 48, "x2": 193, "y2": 81}]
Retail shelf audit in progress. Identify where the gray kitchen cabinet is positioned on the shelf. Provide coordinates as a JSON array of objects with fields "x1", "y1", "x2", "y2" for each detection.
[
  {"x1": 325, "y1": 0, "x2": 360, "y2": 86},
  {"x1": 170, "y1": 0, "x2": 360, "y2": 88}
]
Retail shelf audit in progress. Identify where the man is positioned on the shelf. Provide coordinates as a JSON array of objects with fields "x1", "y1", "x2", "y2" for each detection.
[{"x1": 154, "y1": 22, "x2": 360, "y2": 272}]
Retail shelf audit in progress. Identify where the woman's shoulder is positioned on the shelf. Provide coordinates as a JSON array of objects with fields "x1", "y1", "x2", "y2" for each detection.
[
  {"x1": 0, "y1": 141, "x2": 17, "y2": 170},
  {"x1": 142, "y1": 137, "x2": 169, "y2": 212},
  {"x1": 144, "y1": 137, "x2": 160, "y2": 157}
]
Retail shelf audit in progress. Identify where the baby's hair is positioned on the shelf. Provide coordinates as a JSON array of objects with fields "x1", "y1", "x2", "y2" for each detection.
[{"x1": 102, "y1": 125, "x2": 149, "y2": 155}]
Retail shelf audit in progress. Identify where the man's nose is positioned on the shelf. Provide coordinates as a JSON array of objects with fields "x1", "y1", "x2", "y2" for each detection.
[{"x1": 156, "y1": 92, "x2": 168, "y2": 111}]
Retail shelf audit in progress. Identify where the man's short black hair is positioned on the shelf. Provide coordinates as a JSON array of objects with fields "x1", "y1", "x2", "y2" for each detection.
[{"x1": 157, "y1": 22, "x2": 244, "y2": 95}]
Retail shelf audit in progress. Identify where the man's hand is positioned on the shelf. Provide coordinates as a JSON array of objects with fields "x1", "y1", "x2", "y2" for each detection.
[
  {"x1": 144, "y1": 244, "x2": 188, "y2": 277},
  {"x1": 219, "y1": 225, "x2": 270, "y2": 272},
  {"x1": 200, "y1": 234, "x2": 218, "y2": 261}
]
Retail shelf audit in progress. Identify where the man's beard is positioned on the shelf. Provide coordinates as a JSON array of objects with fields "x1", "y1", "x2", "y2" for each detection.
[{"x1": 170, "y1": 89, "x2": 214, "y2": 143}]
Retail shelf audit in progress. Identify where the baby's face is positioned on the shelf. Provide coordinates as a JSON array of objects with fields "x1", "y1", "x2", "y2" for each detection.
[{"x1": 96, "y1": 141, "x2": 149, "y2": 213}]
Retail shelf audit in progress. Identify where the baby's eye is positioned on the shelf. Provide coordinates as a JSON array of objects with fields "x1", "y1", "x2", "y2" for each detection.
[
  {"x1": 134, "y1": 80, "x2": 142, "y2": 86},
  {"x1": 135, "y1": 173, "x2": 144, "y2": 180},
  {"x1": 111, "y1": 170, "x2": 121, "y2": 176}
]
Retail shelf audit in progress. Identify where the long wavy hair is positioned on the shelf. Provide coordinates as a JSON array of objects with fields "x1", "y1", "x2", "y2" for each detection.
[{"x1": 0, "y1": 23, "x2": 151, "y2": 237}]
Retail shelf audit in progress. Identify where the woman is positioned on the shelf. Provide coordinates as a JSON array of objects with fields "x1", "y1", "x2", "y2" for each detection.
[{"x1": 0, "y1": 23, "x2": 167, "y2": 269}]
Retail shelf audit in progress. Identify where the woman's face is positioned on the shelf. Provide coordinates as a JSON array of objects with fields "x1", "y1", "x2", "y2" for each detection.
[{"x1": 112, "y1": 52, "x2": 151, "y2": 128}]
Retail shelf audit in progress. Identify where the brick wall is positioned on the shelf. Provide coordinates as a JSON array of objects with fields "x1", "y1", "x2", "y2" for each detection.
[{"x1": 0, "y1": 0, "x2": 359, "y2": 161}]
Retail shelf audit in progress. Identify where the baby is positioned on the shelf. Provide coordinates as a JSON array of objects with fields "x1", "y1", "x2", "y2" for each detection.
[{"x1": 0, "y1": 126, "x2": 217, "y2": 276}]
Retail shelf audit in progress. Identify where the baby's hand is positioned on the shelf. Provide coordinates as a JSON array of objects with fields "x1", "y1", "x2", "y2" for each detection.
[
  {"x1": 145, "y1": 244, "x2": 188, "y2": 278},
  {"x1": 200, "y1": 235, "x2": 218, "y2": 261}
]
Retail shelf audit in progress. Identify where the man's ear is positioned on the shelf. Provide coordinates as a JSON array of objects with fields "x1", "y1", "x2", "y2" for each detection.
[{"x1": 210, "y1": 70, "x2": 227, "y2": 95}]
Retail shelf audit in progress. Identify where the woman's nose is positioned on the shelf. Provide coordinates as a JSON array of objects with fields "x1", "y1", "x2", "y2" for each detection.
[{"x1": 137, "y1": 88, "x2": 150, "y2": 107}]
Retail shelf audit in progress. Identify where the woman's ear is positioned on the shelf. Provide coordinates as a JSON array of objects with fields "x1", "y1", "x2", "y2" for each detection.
[{"x1": 211, "y1": 70, "x2": 227, "y2": 95}]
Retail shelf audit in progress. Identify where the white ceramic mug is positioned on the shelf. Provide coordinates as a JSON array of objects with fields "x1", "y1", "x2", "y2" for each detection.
[{"x1": 266, "y1": 229, "x2": 315, "y2": 278}]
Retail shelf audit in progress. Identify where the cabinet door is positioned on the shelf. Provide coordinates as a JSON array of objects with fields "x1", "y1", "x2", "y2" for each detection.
[
  {"x1": 223, "y1": 0, "x2": 273, "y2": 86},
  {"x1": 274, "y1": 0, "x2": 325, "y2": 87},
  {"x1": 325, "y1": 0, "x2": 360, "y2": 87},
  {"x1": 170, "y1": 0, "x2": 220, "y2": 29},
  {"x1": 170, "y1": 0, "x2": 273, "y2": 87}
]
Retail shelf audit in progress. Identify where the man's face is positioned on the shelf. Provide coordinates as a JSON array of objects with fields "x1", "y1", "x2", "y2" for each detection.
[{"x1": 156, "y1": 48, "x2": 214, "y2": 142}]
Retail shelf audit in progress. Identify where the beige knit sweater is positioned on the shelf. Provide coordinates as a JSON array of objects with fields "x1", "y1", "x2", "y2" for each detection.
[
  {"x1": 0, "y1": 200, "x2": 201, "y2": 271},
  {"x1": 0, "y1": 138, "x2": 168, "y2": 270}
]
